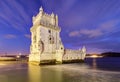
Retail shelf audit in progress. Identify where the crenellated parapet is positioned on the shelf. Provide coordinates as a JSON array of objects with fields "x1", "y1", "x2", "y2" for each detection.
[
  {"x1": 63, "y1": 46, "x2": 86, "y2": 61},
  {"x1": 32, "y1": 7, "x2": 59, "y2": 30}
]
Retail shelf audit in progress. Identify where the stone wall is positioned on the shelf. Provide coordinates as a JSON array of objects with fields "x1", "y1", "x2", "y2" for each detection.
[{"x1": 63, "y1": 49, "x2": 83, "y2": 61}]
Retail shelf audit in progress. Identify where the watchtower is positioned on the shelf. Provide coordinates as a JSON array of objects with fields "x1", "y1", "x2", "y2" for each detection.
[{"x1": 29, "y1": 7, "x2": 64, "y2": 64}]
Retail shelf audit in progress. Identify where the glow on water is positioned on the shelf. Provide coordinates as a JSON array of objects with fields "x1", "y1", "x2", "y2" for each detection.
[{"x1": 0, "y1": 58, "x2": 120, "y2": 82}]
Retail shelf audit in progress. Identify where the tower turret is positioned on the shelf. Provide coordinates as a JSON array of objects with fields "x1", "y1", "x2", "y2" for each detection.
[
  {"x1": 39, "y1": 6, "x2": 44, "y2": 15},
  {"x1": 55, "y1": 15, "x2": 58, "y2": 26},
  {"x1": 39, "y1": 6, "x2": 43, "y2": 12}
]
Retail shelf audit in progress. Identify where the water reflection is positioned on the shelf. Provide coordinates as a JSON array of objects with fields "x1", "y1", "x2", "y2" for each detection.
[
  {"x1": 92, "y1": 58, "x2": 97, "y2": 69},
  {"x1": 28, "y1": 64, "x2": 63, "y2": 82},
  {"x1": 0, "y1": 62, "x2": 28, "y2": 82},
  {"x1": 28, "y1": 64, "x2": 41, "y2": 82},
  {"x1": 28, "y1": 63, "x2": 120, "y2": 82},
  {"x1": 0, "y1": 58, "x2": 120, "y2": 82}
]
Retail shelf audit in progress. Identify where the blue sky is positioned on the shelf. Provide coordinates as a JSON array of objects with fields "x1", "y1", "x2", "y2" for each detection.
[{"x1": 0, "y1": 0, "x2": 120, "y2": 55}]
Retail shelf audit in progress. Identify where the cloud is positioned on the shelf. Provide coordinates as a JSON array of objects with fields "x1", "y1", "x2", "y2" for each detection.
[
  {"x1": 24, "y1": 34, "x2": 31, "y2": 39},
  {"x1": 69, "y1": 29, "x2": 103, "y2": 38},
  {"x1": 69, "y1": 31, "x2": 80, "y2": 37},
  {"x1": 4, "y1": 34, "x2": 17, "y2": 39},
  {"x1": 69, "y1": 19, "x2": 119, "y2": 38},
  {"x1": 100, "y1": 19, "x2": 119, "y2": 29},
  {"x1": 80, "y1": 29, "x2": 103, "y2": 38},
  {"x1": 87, "y1": 47, "x2": 112, "y2": 54}
]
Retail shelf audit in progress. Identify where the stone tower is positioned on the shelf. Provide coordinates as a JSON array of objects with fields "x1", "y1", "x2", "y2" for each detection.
[{"x1": 29, "y1": 7, "x2": 64, "y2": 64}]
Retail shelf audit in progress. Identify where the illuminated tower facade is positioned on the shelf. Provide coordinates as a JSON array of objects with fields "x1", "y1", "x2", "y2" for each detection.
[{"x1": 29, "y1": 7, "x2": 64, "y2": 64}]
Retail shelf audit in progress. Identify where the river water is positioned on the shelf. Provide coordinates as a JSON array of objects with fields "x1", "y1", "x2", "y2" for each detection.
[{"x1": 0, "y1": 57, "x2": 120, "y2": 82}]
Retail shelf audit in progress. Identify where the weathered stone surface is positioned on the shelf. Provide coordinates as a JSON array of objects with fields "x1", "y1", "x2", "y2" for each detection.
[{"x1": 29, "y1": 7, "x2": 86, "y2": 65}]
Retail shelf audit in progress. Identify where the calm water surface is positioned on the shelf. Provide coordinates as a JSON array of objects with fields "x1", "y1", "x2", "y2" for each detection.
[{"x1": 0, "y1": 57, "x2": 120, "y2": 82}]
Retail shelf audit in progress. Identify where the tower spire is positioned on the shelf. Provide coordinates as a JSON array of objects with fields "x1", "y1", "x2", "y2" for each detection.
[{"x1": 39, "y1": 6, "x2": 43, "y2": 11}]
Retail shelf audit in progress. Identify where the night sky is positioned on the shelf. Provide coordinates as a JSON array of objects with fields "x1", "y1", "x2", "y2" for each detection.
[{"x1": 0, "y1": 0, "x2": 120, "y2": 55}]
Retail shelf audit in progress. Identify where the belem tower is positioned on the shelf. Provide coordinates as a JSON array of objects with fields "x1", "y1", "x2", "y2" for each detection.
[{"x1": 29, "y1": 7, "x2": 86, "y2": 65}]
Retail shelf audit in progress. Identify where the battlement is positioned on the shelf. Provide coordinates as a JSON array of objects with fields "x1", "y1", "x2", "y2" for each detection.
[{"x1": 32, "y1": 7, "x2": 58, "y2": 27}]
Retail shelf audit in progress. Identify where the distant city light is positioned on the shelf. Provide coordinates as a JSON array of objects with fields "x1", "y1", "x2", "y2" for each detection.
[{"x1": 91, "y1": 55, "x2": 98, "y2": 58}]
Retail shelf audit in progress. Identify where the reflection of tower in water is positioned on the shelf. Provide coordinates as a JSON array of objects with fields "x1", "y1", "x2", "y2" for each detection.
[
  {"x1": 91, "y1": 58, "x2": 98, "y2": 81},
  {"x1": 28, "y1": 64, "x2": 63, "y2": 82},
  {"x1": 28, "y1": 64, "x2": 41, "y2": 82},
  {"x1": 92, "y1": 58, "x2": 97, "y2": 69}
]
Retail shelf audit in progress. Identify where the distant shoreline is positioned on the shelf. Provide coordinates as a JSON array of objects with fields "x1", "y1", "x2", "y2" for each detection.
[
  {"x1": 87, "y1": 52, "x2": 120, "y2": 57},
  {"x1": 0, "y1": 55, "x2": 28, "y2": 61},
  {"x1": 101, "y1": 52, "x2": 120, "y2": 57},
  {"x1": 0, "y1": 52, "x2": 120, "y2": 62}
]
